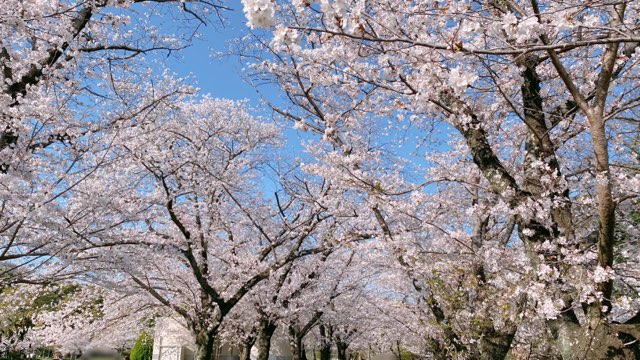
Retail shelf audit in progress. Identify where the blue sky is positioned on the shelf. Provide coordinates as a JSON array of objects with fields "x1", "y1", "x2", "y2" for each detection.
[{"x1": 157, "y1": 0, "x2": 260, "y2": 100}]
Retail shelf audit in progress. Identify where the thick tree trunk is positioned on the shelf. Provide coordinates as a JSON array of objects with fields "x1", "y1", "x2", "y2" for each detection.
[
  {"x1": 519, "y1": 56, "x2": 574, "y2": 239},
  {"x1": 241, "y1": 332, "x2": 257, "y2": 360},
  {"x1": 288, "y1": 326, "x2": 305, "y2": 360},
  {"x1": 257, "y1": 318, "x2": 278, "y2": 360},
  {"x1": 549, "y1": 320, "x2": 638, "y2": 359},
  {"x1": 319, "y1": 345, "x2": 331, "y2": 360},
  {"x1": 336, "y1": 340, "x2": 348, "y2": 360},
  {"x1": 318, "y1": 325, "x2": 331, "y2": 360},
  {"x1": 194, "y1": 327, "x2": 217, "y2": 360},
  {"x1": 472, "y1": 326, "x2": 516, "y2": 360}
]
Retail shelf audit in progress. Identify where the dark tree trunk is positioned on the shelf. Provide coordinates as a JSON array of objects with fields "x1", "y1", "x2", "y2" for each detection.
[
  {"x1": 319, "y1": 344, "x2": 331, "y2": 360},
  {"x1": 318, "y1": 325, "x2": 331, "y2": 360},
  {"x1": 336, "y1": 340, "x2": 348, "y2": 360},
  {"x1": 472, "y1": 326, "x2": 516, "y2": 360},
  {"x1": 257, "y1": 318, "x2": 278, "y2": 360},
  {"x1": 241, "y1": 332, "x2": 257, "y2": 360},
  {"x1": 194, "y1": 327, "x2": 217, "y2": 360}
]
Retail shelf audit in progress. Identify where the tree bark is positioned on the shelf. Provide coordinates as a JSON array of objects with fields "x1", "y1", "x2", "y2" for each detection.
[
  {"x1": 194, "y1": 327, "x2": 217, "y2": 360},
  {"x1": 472, "y1": 325, "x2": 516, "y2": 360},
  {"x1": 318, "y1": 325, "x2": 331, "y2": 360},
  {"x1": 519, "y1": 56, "x2": 574, "y2": 239},
  {"x1": 288, "y1": 326, "x2": 305, "y2": 360},
  {"x1": 590, "y1": 119, "x2": 616, "y2": 308},
  {"x1": 257, "y1": 318, "x2": 278, "y2": 360},
  {"x1": 335, "y1": 339, "x2": 348, "y2": 360},
  {"x1": 241, "y1": 331, "x2": 257, "y2": 360}
]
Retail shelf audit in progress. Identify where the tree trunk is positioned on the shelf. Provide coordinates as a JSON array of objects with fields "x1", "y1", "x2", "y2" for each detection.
[
  {"x1": 288, "y1": 326, "x2": 305, "y2": 360},
  {"x1": 257, "y1": 318, "x2": 278, "y2": 360},
  {"x1": 319, "y1": 345, "x2": 331, "y2": 360},
  {"x1": 241, "y1": 332, "x2": 257, "y2": 360},
  {"x1": 590, "y1": 120, "x2": 616, "y2": 307},
  {"x1": 550, "y1": 320, "x2": 637, "y2": 359},
  {"x1": 336, "y1": 340, "x2": 348, "y2": 360},
  {"x1": 473, "y1": 326, "x2": 516, "y2": 360},
  {"x1": 194, "y1": 327, "x2": 217, "y2": 360},
  {"x1": 318, "y1": 325, "x2": 331, "y2": 360}
]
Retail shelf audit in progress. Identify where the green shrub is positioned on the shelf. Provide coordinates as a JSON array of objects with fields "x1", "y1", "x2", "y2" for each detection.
[{"x1": 130, "y1": 331, "x2": 153, "y2": 360}]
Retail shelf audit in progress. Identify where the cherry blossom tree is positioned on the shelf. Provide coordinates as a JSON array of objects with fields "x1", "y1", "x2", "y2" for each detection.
[
  {"x1": 241, "y1": 0, "x2": 640, "y2": 357},
  {"x1": 65, "y1": 96, "x2": 340, "y2": 360},
  {"x1": 4, "y1": 0, "x2": 640, "y2": 358},
  {"x1": 28, "y1": 286, "x2": 160, "y2": 354},
  {"x1": 0, "y1": 282, "x2": 159, "y2": 356},
  {"x1": 0, "y1": 0, "x2": 225, "y2": 286},
  {"x1": 283, "y1": 253, "x2": 345, "y2": 360},
  {"x1": 221, "y1": 238, "x2": 378, "y2": 360},
  {"x1": 214, "y1": 251, "x2": 333, "y2": 360}
]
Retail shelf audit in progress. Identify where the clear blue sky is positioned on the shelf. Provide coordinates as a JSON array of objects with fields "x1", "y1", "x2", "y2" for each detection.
[{"x1": 159, "y1": 0, "x2": 262, "y2": 100}]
